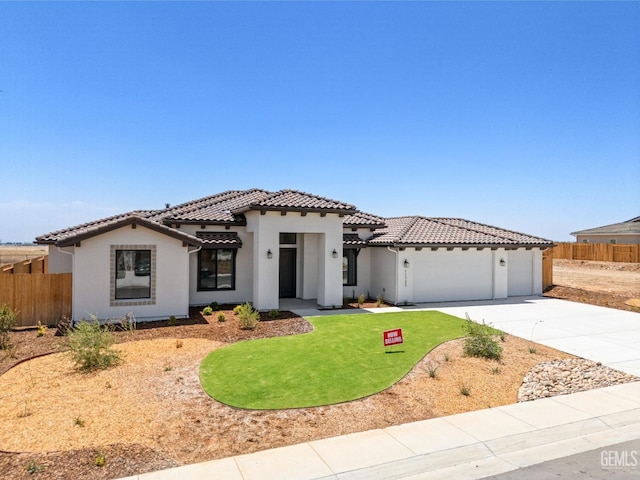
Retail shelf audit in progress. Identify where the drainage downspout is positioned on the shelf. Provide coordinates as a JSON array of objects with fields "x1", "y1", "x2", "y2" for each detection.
[
  {"x1": 57, "y1": 246, "x2": 75, "y2": 325},
  {"x1": 386, "y1": 246, "x2": 400, "y2": 305}
]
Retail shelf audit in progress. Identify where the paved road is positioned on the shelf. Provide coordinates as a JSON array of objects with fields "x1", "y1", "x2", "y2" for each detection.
[{"x1": 483, "y1": 439, "x2": 640, "y2": 479}]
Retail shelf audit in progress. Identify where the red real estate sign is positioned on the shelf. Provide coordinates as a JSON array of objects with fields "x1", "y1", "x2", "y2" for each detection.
[{"x1": 383, "y1": 328, "x2": 404, "y2": 346}]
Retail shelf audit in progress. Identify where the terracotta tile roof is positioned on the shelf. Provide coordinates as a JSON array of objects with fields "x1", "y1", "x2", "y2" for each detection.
[
  {"x1": 196, "y1": 232, "x2": 243, "y2": 248},
  {"x1": 368, "y1": 217, "x2": 552, "y2": 247},
  {"x1": 234, "y1": 189, "x2": 357, "y2": 215},
  {"x1": 36, "y1": 213, "x2": 202, "y2": 247},
  {"x1": 343, "y1": 233, "x2": 367, "y2": 247},
  {"x1": 343, "y1": 211, "x2": 386, "y2": 229}
]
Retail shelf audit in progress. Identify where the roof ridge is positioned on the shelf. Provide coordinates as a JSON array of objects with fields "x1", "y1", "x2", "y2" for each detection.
[
  {"x1": 395, "y1": 216, "x2": 422, "y2": 243},
  {"x1": 437, "y1": 218, "x2": 551, "y2": 244}
]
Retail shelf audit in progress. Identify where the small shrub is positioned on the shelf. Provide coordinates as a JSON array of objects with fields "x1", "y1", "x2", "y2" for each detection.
[
  {"x1": 25, "y1": 460, "x2": 45, "y2": 475},
  {"x1": 168, "y1": 315, "x2": 177, "y2": 326},
  {"x1": 499, "y1": 332, "x2": 507, "y2": 342},
  {"x1": 459, "y1": 383, "x2": 471, "y2": 396},
  {"x1": 209, "y1": 302, "x2": 219, "y2": 311},
  {"x1": 175, "y1": 339, "x2": 183, "y2": 349},
  {"x1": 36, "y1": 321, "x2": 48, "y2": 337},
  {"x1": 233, "y1": 304, "x2": 243, "y2": 315},
  {"x1": 268, "y1": 309, "x2": 279, "y2": 319},
  {"x1": 94, "y1": 452, "x2": 106, "y2": 467},
  {"x1": 0, "y1": 303, "x2": 16, "y2": 350},
  {"x1": 491, "y1": 366, "x2": 501, "y2": 375},
  {"x1": 164, "y1": 365, "x2": 172, "y2": 372},
  {"x1": 528, "y1": 345, "x2": 537, "y2": 354},
  {"x1": 462, "y1": 314, "x2": 502, "y2": 361},
  {"x1": 236, "y1": 302, "x2": 260, "y2": 330},
  {"x1": 67, "y1": 318, "x2": 121, "y2": 371},
  {"x1": 74, "y1": 416, "x2": 85, "y2": 427},
  {"x1": 425, "y1": 363, "x2": 438, "y2": 379},
  {"x1": 357, "y1": 294, "x2": 365, "y2": 306},
  {"x1": 202, "y1": 306, "x2": 213, "y2": 316},
  {"x1": 105, "y1": 381, "x2": 112, "y2": 389},
  {"x1": 443, "y1": 353, "x2": 451, "y2": 362},
  {"x1": 217, "y1": 312, "x2": 226, "y2": 322},
  {"x1": 376, "y1": 295, "x2": 383, "y2": 308}
]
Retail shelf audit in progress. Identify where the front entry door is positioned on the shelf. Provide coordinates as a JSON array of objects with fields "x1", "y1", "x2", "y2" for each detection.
[{"x1": 279, "y1": 248, "x2": 296, "y2": 298}]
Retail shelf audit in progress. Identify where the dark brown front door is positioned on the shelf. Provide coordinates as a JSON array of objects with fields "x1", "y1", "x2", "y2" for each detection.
[{"x1": 279, "y1": 248, "x2": 296, "y2": 298}]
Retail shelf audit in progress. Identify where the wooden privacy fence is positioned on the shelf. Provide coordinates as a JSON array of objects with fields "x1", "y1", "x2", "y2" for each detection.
[
  {"x1": 551, "y1": 242, "x2": 640, "y2": 263},
  {"x1": 1, "y1": 256, "x2": 48, "y2": 274},
  {"x1": 0, "y1": 273, "x2": 72, "y2": 327}
]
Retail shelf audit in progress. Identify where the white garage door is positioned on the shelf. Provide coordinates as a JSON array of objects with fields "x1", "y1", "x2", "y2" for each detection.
[
  {"x1": 412, "y1": 249, "x2": 493, "y2": 302},
  {"x1": 507, "y1": 249, "x2": 534, "y2": 296}
]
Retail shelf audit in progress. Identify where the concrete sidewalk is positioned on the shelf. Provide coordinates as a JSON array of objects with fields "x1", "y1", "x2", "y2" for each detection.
[{"x1": 118, "y1": 297, "x2": 640, "y2": 480}]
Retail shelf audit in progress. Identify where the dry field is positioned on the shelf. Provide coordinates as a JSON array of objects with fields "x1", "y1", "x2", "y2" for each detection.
[{"x1": 0, "y1": 245, "x2": 48, "y2": 267}]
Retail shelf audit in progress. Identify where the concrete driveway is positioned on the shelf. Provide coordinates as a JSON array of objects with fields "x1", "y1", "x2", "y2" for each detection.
[{"x1": 423, "y1": 296, "x2": 640, "y2": 376}]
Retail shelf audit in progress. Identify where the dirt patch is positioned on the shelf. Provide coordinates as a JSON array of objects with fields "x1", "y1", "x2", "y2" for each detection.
[{"x1": 545, "y1": 259, "x2": 640, "y2": 313}]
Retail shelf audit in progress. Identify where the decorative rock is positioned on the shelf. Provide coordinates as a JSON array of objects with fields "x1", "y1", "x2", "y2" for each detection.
[{"x1": 518, "y1": 358, "x2": 639, "y2": 402}]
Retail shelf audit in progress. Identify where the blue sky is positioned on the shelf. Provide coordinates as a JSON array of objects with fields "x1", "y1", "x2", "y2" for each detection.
[{"x1": 1, "y1": 1, "x2": 638, "y2": 243}]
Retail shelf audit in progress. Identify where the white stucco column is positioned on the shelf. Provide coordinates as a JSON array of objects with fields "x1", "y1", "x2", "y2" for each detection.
[
  {"x1": 246, "y1": 214, "x2": 279, "y2": 311},
  {"x1": 532, "y1": 249, "x2": 543, "y2": 295},
  {"x1": 493, "y1": 248, "x2": 508, "y2": 299},
  {"x1": 316, "y1": 228, "x2": 343, "y2": 308}
]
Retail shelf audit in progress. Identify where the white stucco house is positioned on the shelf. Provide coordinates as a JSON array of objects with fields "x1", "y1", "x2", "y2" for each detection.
[{"x1": 36, "y1": 189, "x2": 553, "y2": 321}]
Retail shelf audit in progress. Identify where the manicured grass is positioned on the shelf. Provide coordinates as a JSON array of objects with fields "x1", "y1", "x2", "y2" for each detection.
[{"x1": 200, "y1": 311, "x2": 466, "y2": 409}]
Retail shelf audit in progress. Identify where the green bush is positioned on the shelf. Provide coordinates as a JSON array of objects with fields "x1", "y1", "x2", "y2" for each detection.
[
  {"x1": 236, "y1": 303, "x2": 260, "y2": 330},
  {"x1": 217, "y1": 312, "x2": 226, "y2": 322},
  {"x1": 357, "y1": 294, "x2": 365, "y2": 306},
  {"x1": 462, "y1": 314, "x2": 502, "y2": 361},
  {"x1": 268, "y1": 309, "x2": 279, "y2": 319},
  {"x1": 209, "y1": 302, "x2": 219, "y2": 311},
  {"x1": 233, "y1": 304, "x2": 243, "y2": 315},
  {"x1": 67, "y1": 318, "x2": 121, "y2": 371},
  {"x1": 202, "y1": 306, "x2": 213, "y2": 316},
  {"x1": 0, "y1": 303, "x2": 16, "y2": 350}
]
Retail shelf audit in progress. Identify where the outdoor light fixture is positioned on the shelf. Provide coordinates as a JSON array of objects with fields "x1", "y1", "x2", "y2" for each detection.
[
  {"x1": 500, "y1": 259, "x2": 506, "y2": 266},
  {"x1": 332, "y1": 249, "x2": 338, "y2": 258},
  {"x1": 404, "y1": 259, "x2": 410, "y2": 268},
  {"x1": 267, "y1": 249, "x2": 273, "y2": 259}
]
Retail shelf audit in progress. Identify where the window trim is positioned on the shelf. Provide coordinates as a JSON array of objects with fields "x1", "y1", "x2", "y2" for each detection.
[
  {"x1": 197, "y1": 248, "x2": 237, "y2": 291},
  {"x1": 110, "y1": 245, "x2": 156, "y2": 306}
]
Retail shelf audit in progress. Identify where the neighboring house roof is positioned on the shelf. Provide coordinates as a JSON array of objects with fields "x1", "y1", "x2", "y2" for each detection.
[
  {"x1": 571, "y1": 216, "x2": 640, "y2": 236},
  {"x1": 368, "y1": 217, "x2": 552, "y2": 248},
  {"x1": 35, "y1": 189, "x2": 551, "y2": 249}
]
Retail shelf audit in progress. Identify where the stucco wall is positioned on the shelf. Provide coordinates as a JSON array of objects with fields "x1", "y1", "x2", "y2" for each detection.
[
  {"x1": 369, "y1": 247, "x2": 398, "y2": 304},
  {"x1": 71, "y1": 225, "x2": 190, "y2": 322},
  {"x1": 47, "y1": 246, "x2": 73, "y2": 273}
]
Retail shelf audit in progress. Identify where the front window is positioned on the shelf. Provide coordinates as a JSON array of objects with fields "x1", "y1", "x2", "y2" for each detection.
[
  {"x1": 115, "y1": 249, "x2": 151, "y2": 299},
  {"x1": 343, "y1": 249, "x2": 357, "y2": 286},
  {"x1": 198, "y1": 249, "x2": 236, "y2": 290}
]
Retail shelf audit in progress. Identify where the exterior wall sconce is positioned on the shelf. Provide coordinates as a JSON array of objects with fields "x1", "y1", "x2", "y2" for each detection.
[
  {"x1": 332, "y1": 249, "x2": 338, "y2": 258},
  {"x1": 267, "y1": 249, "x2": 273, "y2": 259},
  {"x1": 403, "y1": 259, "x2": 410, "y2": 268},
  {"x1": 500, "y1": 259, "x2": 506, "y2": 266}
]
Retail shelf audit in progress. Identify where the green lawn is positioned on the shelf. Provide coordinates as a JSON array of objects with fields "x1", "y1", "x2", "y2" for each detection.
[{"x1": 199, "y1": 311, "x2": 466, "y2": 409}]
